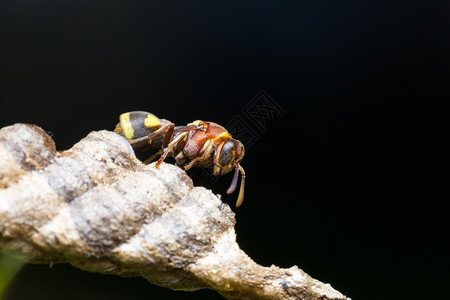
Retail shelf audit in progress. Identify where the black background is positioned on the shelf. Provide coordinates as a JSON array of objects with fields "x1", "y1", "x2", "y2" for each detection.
[{"x1": 1, "y1": 1, "x2": 449, "y2": 299}]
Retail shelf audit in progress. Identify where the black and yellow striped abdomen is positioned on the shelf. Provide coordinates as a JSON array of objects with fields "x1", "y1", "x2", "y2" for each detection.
[{"x1": 114, "y1": 111, "x2": 161, "y2": 141}]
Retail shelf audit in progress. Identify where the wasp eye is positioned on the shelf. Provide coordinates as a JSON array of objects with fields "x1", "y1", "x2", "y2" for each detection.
[{"x1": 219, "y1": 140, "x2": 236, "y2": 166}]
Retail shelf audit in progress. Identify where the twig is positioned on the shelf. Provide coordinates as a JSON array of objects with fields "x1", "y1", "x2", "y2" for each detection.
[{"x1": 0, "y1": 123, "x2": 349, "y2": 300}]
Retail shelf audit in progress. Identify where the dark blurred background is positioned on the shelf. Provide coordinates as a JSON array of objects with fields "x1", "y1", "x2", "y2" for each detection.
[{"x1": 1, "y1": 1, "x2": 449, "y2": 299}]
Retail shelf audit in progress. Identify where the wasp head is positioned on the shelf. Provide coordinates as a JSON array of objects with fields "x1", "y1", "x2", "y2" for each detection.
[
  {"x1": 213, "y1": 139, "x2": 246, "y2": 207},
  {"x1": 212, "y1": 139, "x2": 244, "y2": 175}
]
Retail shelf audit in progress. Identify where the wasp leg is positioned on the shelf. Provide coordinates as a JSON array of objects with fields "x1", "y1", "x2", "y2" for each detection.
[
  {"x1": 142, "y1": 149, "x2": 163, "y2": 165},
  {"x1": 155, "y1": 131, "x2": 189, "y2": 168},
  {"x1": 145, "y1": 121, "x2": 175, "y2": 146},
  {"x1": 160, "y1": 120, "x2": 175, "y2": 148},
  {"x1": 127, "y1": 121, "x2": 174, "y2": 154},
  {"x1": 128, "y1": 135, "x2": 153, "y2": 150}
]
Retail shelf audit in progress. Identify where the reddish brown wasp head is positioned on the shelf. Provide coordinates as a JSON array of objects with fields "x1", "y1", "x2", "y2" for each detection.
[{"x1": 213, "y1": 139, "x2": 246, "y2": 207}]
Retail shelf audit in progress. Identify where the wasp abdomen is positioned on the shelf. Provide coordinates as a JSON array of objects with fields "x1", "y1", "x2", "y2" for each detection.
[{"x1": 115, "y1": 111, "x2": 160, "y2": 141}]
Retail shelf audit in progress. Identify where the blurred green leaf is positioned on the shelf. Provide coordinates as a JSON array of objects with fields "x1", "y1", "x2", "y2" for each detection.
[{"x1": 0, "y1": 255, "x2": 26, "y2": 297}]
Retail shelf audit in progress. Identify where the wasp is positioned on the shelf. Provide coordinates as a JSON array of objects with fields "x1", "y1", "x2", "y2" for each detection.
[{"x1": 114, "y1": 111, "x2": 246, "y2": 207}]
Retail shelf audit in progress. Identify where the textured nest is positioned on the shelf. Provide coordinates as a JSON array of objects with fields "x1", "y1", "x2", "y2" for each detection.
[{"x1": 0, "y1": 123, "x2": 349, "y2": 300}]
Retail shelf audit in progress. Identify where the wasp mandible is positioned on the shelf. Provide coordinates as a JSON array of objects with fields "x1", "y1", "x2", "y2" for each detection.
[{"x1": 114, "y1": 111, "x2": 246, "y2": 207}]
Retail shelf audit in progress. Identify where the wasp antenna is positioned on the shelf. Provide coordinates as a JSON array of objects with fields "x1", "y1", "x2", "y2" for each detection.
[
  {"x1": 226, "y1": 166, "x2": 240, "y2": 194},
  {"x1": 235, "y1": 165, "x2": 245, "y2": 208}
]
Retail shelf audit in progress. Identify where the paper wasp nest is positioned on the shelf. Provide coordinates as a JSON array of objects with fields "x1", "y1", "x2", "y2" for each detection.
[{"x1": 0, "y1": 123, "x2": 349, "y2": 300}]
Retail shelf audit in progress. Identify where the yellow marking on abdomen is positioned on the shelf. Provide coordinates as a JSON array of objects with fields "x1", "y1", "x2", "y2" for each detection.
[
  {"x1": 144, "y1": 113, "x2": 160, "y2": 129},
  {"x1": 119, "y1": 113, "x2": 135, "y2": 140}
]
